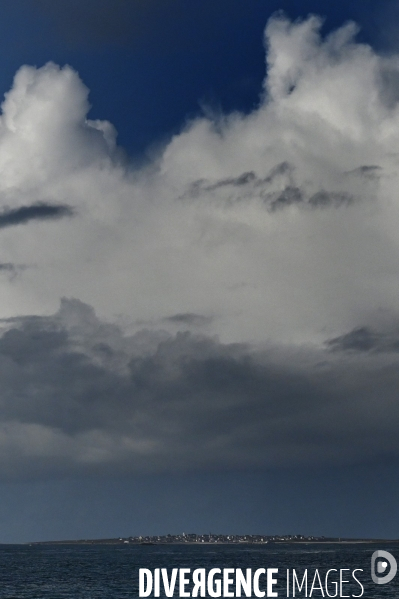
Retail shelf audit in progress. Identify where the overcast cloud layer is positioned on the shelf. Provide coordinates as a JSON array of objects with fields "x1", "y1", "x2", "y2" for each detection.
[
  {"x1": 0, "y1": 296, "x2": 399, "y2": 479},
  {"x1": 1, "y1": 15, "x2": 399, "y2": 478}
]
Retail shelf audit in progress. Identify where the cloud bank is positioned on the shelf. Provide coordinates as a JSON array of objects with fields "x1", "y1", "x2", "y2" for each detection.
[
  {"x1": 0, "y1": 14, "x2": 399, "y2": 477},
  {"x1": 0, "y1": 297, "x2": 398, "y2": 479}
]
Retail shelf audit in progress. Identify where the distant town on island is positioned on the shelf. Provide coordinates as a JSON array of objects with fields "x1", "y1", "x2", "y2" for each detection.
[{"x1": 32, "y1": 533, "x2": 397, "y2": 545}]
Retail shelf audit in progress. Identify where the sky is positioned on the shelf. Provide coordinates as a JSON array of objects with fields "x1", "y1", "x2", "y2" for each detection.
[{"x1": 1, "y1": 0, "x2": 399, "y2": 543}]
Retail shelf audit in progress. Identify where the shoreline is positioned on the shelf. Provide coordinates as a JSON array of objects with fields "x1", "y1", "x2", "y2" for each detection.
[{"x1": 27, "y1": 539, "x2": 399, "y2": 546}]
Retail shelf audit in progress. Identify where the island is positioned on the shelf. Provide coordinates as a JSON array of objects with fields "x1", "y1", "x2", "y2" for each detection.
[{"x1": 30, "y1": 533, "x2": 399, "y2": 545}]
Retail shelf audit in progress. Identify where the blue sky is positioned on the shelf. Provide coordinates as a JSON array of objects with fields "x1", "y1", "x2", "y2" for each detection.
[
  {"x1": 0, "y1": 0, "x2": 386, "y2": 156},
  {"x1": 0, "y1": 0, "x2": 399, "y2": 542}
]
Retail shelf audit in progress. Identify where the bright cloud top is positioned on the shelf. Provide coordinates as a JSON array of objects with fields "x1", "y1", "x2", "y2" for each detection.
[
  {"x1": 0, "y1": 14, "x2": 399, "y2": 476},
  {"x1": 0, "y1": 14, "x2": 399, "y2": 345}
]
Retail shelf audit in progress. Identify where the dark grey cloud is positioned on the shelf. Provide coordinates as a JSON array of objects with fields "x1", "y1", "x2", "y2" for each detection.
[
  {"x1": 307, "y1": 190, "x2": 352, "y2": 208},
  {"x1": 327, "y1": 327, "x2": 380, "y2": 352},
  {"x1": 327, "y1": 326, "x2": 399, "y2": 353},
  {"x1": 0, "y1": 263, "x2": 27, "y2": 281},
  {"x1": 269, "y1": 188, "x2": 352, "y2": 210},
  {"x1": 268, "y1": 186, "x2": 304, "y2": 210},
  {"x1": 346, "y1": 165, "x2": 382, "y2": 179},
  {"x1": 186, "y1": 162, "x2": 292, "y2": 199},
  {"x1": 0, "y1": 263, "x2": 17, "y2": 273},
  {"x1": 0, "y1": 203, "x2": 74, "y2": 229},
  {"x1": 182, "y1": 163, "x2": 354, "y2": 211},
  {"x1": 1, "y1": 300, "x2": 399, "y2": 480},
  {"x1": 164, "y1": 313, "x2": 213, "y2": 327},
  {"x1": 190, "y1": 172, "x2": 257, "y2": 195}
]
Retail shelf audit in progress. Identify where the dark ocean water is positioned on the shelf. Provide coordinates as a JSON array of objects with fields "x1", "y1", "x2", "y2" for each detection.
[{"x1": 0, "y1": 542, "x2": 397, "y2": 598}]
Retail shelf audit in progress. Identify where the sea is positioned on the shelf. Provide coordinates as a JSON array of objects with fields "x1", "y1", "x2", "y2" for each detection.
[{"x1": 0, "y1": 542, "x2": 397, "y2": 598}]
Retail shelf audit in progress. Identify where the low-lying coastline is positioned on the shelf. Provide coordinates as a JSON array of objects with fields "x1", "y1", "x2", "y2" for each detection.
[{"x1": 29, "y1": 534, "x2": 399, "y2": 546}]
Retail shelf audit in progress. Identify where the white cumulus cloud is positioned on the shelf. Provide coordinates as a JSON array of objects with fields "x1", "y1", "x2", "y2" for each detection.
[{"x1": 0, "y1": 16, "x2": 397, "y2": 347}]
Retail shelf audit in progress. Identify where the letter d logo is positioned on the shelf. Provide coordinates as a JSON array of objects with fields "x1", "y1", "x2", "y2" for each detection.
[{"x1": 371, "y1": 550, "x2": 397, "y2": 584}]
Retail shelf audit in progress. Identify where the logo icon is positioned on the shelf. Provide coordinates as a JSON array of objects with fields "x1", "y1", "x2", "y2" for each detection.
[{"x1": 371, "y1": 550, "x2": 397, "y2": 585}]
